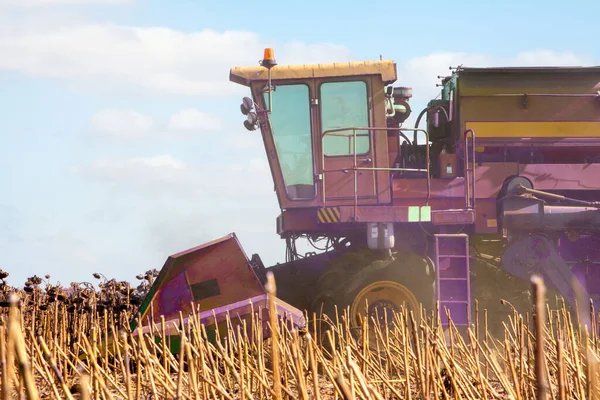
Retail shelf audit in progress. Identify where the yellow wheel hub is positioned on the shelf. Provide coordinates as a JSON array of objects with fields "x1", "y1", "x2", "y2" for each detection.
[{"x1": 349, "y1": 280, "x2": 419, "y2": 329}]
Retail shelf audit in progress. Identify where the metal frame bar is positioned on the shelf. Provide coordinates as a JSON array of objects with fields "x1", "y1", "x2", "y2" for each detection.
[
  {"x1": 464, "y1": 129, "x2": 476, "y2": 209},
  {"x1": 321, "y1": 127, "x2": 430, "y2": 219}
]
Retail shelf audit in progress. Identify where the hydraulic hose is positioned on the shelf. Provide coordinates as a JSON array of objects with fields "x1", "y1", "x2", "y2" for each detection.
[{"x1": 413, "y1": 107, "x2": 428, "y2": 146}]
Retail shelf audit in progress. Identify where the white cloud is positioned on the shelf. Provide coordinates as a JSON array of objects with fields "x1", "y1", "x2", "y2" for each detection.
[
  {"x1": 167, "y1": 108, "x2": 222, "y2": 132},
  {"x1": 0, "y1": 0, "x2": 134, "y2": 7},
  {"x1": 0, "y1": 15, "x2": 353, "y2": 97},
  {"x1": 76, "y1": 154, "x2": 273, "y2": 200},
  {"x1": 82, "y1": 154, "x2": 187, "y2": 186},
  {"x1": 90, "y1": 109, "x2": 154, "y2": 138},
  {"x1": 228, "y1": 132, "x2": 262, "y2": 150},
  {"x1": 280, "y1": 40, "x2": 352, "y2": 65},
  {"x1": 129, "y1": 154, "x2": 186, "y2": 169},
  {"x1": 509, "y1": 50, "x2": 593, "y2": 66},
  {"x1": 88, "y1": 107, "x2": 224, "y2": 140}
]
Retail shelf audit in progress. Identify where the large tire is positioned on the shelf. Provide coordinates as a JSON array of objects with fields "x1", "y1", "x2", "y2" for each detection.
[{"x1": 309, "y1": 248, "x2": 435, "y2": 350}]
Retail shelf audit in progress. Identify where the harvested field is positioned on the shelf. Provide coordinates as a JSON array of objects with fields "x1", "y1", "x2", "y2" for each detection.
[{"x1": 0, "y1": 269, "x2": 598, "y2": 399}]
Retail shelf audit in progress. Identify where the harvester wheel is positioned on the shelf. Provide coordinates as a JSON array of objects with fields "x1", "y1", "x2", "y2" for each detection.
[
  {"x1": 309, "y1": 249, "x2": 434, "y2": 352},
  {"x1": 349, "y1": 280, "x2": 420, "y2": 329}
]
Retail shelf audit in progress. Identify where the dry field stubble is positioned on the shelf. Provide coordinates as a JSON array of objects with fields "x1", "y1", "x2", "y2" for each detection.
[{"x1": 0, "y1": 269, "x2": 599, "y2": 399}]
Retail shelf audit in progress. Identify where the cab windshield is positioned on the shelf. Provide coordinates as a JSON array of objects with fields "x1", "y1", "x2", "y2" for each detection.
[{"x1": 262, "y1": 83, "x2": 315, "y2": 200}]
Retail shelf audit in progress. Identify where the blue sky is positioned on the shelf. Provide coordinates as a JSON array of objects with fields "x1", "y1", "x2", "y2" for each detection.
[{"x1": 0, "y1": 0, "x2": 598, "y2": 288}]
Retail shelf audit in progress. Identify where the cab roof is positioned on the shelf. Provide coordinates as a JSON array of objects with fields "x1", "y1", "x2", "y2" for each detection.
[{"x1": 229, "y1": 60, "x2": 397, "y2": 87}]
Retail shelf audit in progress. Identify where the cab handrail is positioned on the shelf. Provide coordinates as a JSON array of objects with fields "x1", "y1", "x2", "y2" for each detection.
[{"x1": 321, "y1": 127, "x2": 431, "y2": 216}]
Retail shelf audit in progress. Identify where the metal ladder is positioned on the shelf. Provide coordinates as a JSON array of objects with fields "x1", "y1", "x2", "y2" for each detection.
[{"x1": 434, "y1": 233, "x2": 471, "y2": 328}]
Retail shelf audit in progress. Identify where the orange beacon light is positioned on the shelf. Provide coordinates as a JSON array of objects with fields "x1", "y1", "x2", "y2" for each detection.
[{"x1": 261, "y1": 48, "x2": 277, "y2": 69}]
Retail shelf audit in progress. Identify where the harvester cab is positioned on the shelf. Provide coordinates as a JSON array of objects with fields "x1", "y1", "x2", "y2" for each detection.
[{"x1": 232, "y1": 50, "x2": 396, "y2": 207}]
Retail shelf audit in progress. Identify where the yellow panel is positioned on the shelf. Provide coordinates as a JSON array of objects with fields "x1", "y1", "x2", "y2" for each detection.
[
  {"x1": 465, "y1": 121, "x2": 600, "y2": 138},
  {"x1": 459, "y1": 86, "x2": 600, "y2": 96},
  {"x1": 230, "y1": 60, "x2": 397, "y2": 86}
]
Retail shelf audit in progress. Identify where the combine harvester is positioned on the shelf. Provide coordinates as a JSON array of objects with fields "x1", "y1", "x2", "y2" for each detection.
[{"x1": 133, "y1": 49, "x2": 600, "y2": 348}]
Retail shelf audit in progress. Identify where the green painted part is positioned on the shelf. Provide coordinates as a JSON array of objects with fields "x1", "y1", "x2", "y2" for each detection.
[
  {"x1": 420, "y1": 206, "x2": 432, "y2": 222},
  {"x1": 204, "y1": 325, "x2": 217, "y2": 343},
  {"x1": 167, "y1": 335, "x2": 181, "y2": 355},
  {"x1": 129, "y1": 257, "x2": 175, "y2": 332},
  {"x1": 440, "y1": 73, "x2": 457, "y2": 101},
  {"x1": 393, "y1": 104, "x2": 408, "y2": 113},
  {"x1": 408, "y1": 206, "x2": 420, "y2": 222},
  {"x1": 129, "y1": 284, "x2": 159, "y2": 331}
]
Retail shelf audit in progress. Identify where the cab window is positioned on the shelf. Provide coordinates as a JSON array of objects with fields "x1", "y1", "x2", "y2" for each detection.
[
  {"x1": 263, "y1": 83, "x2": 316, "y2": 200},
  {"x1": 320, "y1": 81, "x2": 370, "y2": 156}
]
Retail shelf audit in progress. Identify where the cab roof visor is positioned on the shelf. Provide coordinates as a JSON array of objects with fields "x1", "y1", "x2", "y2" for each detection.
[{"x1": 229, "y1": 60, "x2": 398, "y2": 87}]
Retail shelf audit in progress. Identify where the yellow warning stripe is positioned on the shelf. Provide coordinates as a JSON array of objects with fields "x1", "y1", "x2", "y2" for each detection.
[{"x1": 317, "y1": 207, "x2": 341, "y2": 223}]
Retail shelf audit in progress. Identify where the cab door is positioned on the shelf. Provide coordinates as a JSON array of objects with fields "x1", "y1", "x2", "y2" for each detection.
[{"x1": 317, "y1": 78, "x2": 378, "y2": 204}]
